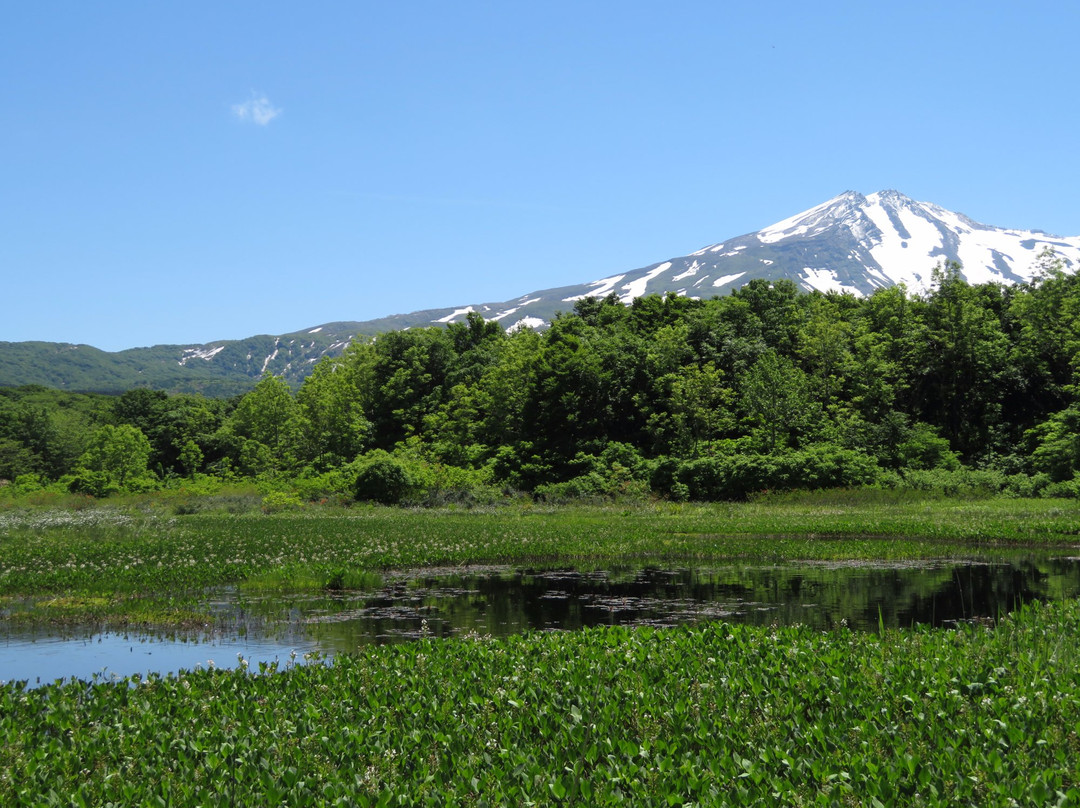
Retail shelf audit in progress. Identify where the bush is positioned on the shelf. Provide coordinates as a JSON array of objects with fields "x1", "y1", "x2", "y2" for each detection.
[
  {"x1": 783, "y1": 444, "x2": 883, "y2": 490},
  {"x1": 1002, "y1": 472, "x2": 1051, "y2": 498},
  {"x1": 1040, "y1": 473, "x2": 1080, "y2": 499},
  {"x1": 534, "y1": 471, "x2": 649, "y2": 504},
  {"x1": 420, "y1": 464, "x2": 501, "y2": 507},
  {"x1": 261, "y1": 491, "x2": 304, "y2": 513},
  {"x1": 291, "y1": 467, "x2": 354, "y2": 504},
  {"x1": 67, "y1": 469, "x2": 120, "y2": 499},
  {"x1": 899, "y1": 467, "x2": 1009, "y2": 497},
  {"x1": 4, "y1": 474, "x2": 45, "y2": 497},
  {"x1": 671, "y1": 445, "x2": 883, "y2": 501},
  {"x1": 490, "y1": 443, "x2": 552, "y2": 491},
  {"x1": 895, "y1": 424, "x2": 961, "y2": 471},
  {"x1": 353, "y1": 452, "x2": 414, "y2": 505},
  {"x1": 534, "y1": 443, "x2": 652, "y2": 504}
]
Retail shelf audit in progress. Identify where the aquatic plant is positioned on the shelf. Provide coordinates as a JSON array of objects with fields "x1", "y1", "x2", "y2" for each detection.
[{"x1": 1, "y1": 599, "x2": 1077, "y2": 805}]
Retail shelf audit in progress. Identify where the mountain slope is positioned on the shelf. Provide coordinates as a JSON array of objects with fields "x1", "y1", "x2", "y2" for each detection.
[
  {"x1": 2, "y1": 190, "x2": 1077, "y2": 394},
  {"x1": 444, "y1": 190, "x2": 1080, "y2": 331}
]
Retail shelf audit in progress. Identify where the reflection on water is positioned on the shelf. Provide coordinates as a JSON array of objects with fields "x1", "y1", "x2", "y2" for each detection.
[
  {"x1": 4, "y1": 555, "x2": 1080, "y2": 686},
  {"x1": 0, "y1": 629, "x2": 321, "y2": 688},
  {"x1": 295, "y1": 556, "x2": 1080, "y2": 644}
]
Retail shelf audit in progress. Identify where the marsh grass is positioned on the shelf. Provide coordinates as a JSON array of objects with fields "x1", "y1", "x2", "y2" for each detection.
[
  {"x1": 1, "y1": 591, "x2": 212, "y2": 630},
  {"x1": 2, "y1": 496, "x2": 1079, "y2": 627}
]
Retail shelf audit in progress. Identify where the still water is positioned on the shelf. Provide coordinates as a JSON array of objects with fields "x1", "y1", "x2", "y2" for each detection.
[{"x1": 4, "y1": 555, "x2": 1080, "y2": 685}]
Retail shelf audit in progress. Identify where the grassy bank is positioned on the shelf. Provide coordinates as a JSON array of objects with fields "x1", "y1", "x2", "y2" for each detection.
[
  {"x1": 2, "y1": 599, "x2": 1078, "y2": 806},
  {"x1": 2, "y1": 494, "x2": 1080, "y2": 627}
]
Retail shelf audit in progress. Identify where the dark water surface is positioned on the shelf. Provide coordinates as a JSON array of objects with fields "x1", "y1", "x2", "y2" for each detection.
[{"x1": 4, "y1": 554, "x2": 1080, "y2": 685}]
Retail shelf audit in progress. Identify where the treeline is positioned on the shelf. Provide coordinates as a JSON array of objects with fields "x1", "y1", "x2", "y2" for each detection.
[{"x1": 5, "y1": 256, "x2": 1080, "y2": 503}]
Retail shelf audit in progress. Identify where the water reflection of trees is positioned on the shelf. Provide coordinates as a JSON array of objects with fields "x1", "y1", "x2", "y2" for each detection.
[{"x1": 297, "y1": 558, "x2": 1080, "y2": 648}]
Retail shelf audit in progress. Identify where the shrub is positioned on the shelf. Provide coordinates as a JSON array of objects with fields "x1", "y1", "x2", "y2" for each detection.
[
  {"x1": 67, "y1": 469, "x2": 120, "y2": 499},
  {"x1": 353, "y1": 452, "x2": 414, "y2": 505},
  {"x1": 673, "y1": 445, "x2": 883, "y2": 501},
  {"x1": 6, "y1": 474, "x2": 45, "y2": 496},
  {"x1": 534, "y1": 444, "x2": 652, "y2": 504},
  {"x1": 534, "y1": 471, "x2": 650, "y2": 504},
  {"x1": 1040, "y1": 473, "x2": 1080, "y2": 499},
  {"x1": 783, "y1": 444, "x2": 883, "y2": 490},
  {"x1": 291, "y1": 467, "x2": 354, "y2": 504},
  {"x1": 420, "y1": 464, "x2": 501, "y2": 507},
  {"x1": 899, "y1": 467, "x2": 1009, "y2": 498},
  {"x1": 261, "y1": 491, "x2": 304, "y2": 513}
]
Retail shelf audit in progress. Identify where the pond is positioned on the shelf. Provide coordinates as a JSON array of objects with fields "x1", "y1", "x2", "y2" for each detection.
[{"x1": 4, "y1": 554, "x2": 1080, "y2": 686}]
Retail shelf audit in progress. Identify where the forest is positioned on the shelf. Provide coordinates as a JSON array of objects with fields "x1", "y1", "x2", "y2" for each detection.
[{"x1": 4, "y1": 255, "x2": 1080, "y2": 505}]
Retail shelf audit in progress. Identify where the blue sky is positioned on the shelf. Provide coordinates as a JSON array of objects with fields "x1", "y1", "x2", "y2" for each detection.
[{"x1": 3, "y1": 1, "x2": 1079, "y2": 351}]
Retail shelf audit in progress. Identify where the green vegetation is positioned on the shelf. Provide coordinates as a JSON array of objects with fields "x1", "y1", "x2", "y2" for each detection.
[
  {"x1": 7, "y1": 261, "x2": 1080, "y2": 803},
  {"x1": 7, "y1": 256, "x2": 1080, "y2": 505},
  {"x1": 2, "y1": 495, "x2": 1079, "y2": 803},
  {"x1": 2, "y1": 600, "x2": 1078, "y2": 805},
  {"x1": 2, "y1": 498, "x2": 1079, "y2": 627},
  {"x1": 0, "y1": 327, "x2": 368, "y2": 396}
]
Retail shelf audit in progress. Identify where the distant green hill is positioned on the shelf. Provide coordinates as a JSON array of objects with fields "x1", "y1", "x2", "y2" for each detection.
[
  {"x1": 0, "y1": 307, "x2": 502, "y2": 395},
  {"x1": 0, "y1": 330, "x2": 358, "y2": 396},
  {"x1": 0, "y1": 305, "x2": 552, "y2": 396}
]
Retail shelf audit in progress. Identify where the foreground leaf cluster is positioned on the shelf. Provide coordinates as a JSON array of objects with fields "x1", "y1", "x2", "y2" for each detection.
[{"x1": 2, "y1": 600, "x2": 1078, "y2": 806}]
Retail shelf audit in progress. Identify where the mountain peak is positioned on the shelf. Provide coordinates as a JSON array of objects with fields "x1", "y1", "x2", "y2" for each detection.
[
  {"x1": 868, "y1": 188, "x2": 910, "y2": 203},
  {"x1": 756, "y1": 190, "x2": 865, "y2": 245},
  {"x1": 541, "y1": 189, "x2": 1080, "y2": 317},
  {"x1": 3, "y1": 190, "x2": 1079, "y2": 394}
]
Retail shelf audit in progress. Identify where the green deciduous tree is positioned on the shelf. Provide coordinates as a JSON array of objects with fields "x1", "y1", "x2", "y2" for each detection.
[
  {"x1": 799, "y1": 294, "x2": 854, "y2": 409},
  {"x1": 739, "y1": 351, "x2": 815, "y2": 453},
  {"x1": 294, "y1": 354, "x2": 372, "y2": 468},
  {"x1": 75, "y1": 424, "x2": 153, "y2": 493},
  {"x1": 649, "y1": 362, "x2": 735, "y2": 455},
  {"x1": 225, "y1": 374, "x2": 300, "y2": 470},
  {"x1": 909, "y1": 264, "x2": 1014, "y2": 460}
]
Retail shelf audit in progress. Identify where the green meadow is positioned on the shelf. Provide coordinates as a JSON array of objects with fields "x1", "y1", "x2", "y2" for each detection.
[
  {"x1": 2, "y1": 496, "x2": 1080, "y2": 805},
  {"x1": 3, "y1": 494, "x2": 1080, "y2": 601}
]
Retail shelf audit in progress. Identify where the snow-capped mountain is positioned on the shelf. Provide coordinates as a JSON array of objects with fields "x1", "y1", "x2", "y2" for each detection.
[
  {"x1": 443, "y1": 190, "x2": 1080, "y2": 331},
  {"x1": 3, "y1": 190, "x2": 1078, "y2": 393}
]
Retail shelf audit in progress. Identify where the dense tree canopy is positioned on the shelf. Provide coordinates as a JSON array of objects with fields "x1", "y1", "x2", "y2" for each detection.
[{"x1": 5, "y1": 255, "x2": 1080, "y2": 502}]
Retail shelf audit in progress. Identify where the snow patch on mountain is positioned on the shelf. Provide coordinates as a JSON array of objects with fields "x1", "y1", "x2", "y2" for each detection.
[
  {"x1": 673, "y1": 261, "x2": 702, "y2": 282},
  {"x1": 689, "y1": 243, "x2": 728, "y2": 256},
  {"x1": 435, "y1": 306, "x2": 475, "y2": 324},
  {"x1": 712, "y1": 272, "x2": 747, "y2": 288},
  {"x1": 508, "y1": 316, "x2": 546, "y2": 332},
  {"x1": 179, "y1": 345, "x2": 225, "y2": 365},
  {"x1": 261, "y1": 340, "x2": 280, "y2": 374},
  {"x1": 863, "y1": 193, "x2": 947, "y2": 288},
  {"x1": 800, "y1": 268, "x2": 861, "y2": 295},
  {"x1": 619, "y1": 262, "x2": 672, "y2": 302},
  {"x1": 563, "y1": 275, "x2": 625, "y2": 302}
]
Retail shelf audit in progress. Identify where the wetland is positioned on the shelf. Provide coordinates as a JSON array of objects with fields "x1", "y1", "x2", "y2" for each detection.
[
  {"x1": 2, "y1": 498, "x2": 1080, "y2": 805},
  {"x1": 5, "y1": 554, "x2": 1080, "y2": 684}
]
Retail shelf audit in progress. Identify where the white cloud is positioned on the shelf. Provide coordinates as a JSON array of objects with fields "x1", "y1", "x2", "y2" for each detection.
[{"x1": 231, "y1": 93, "x2": 281, "y2": 126}]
